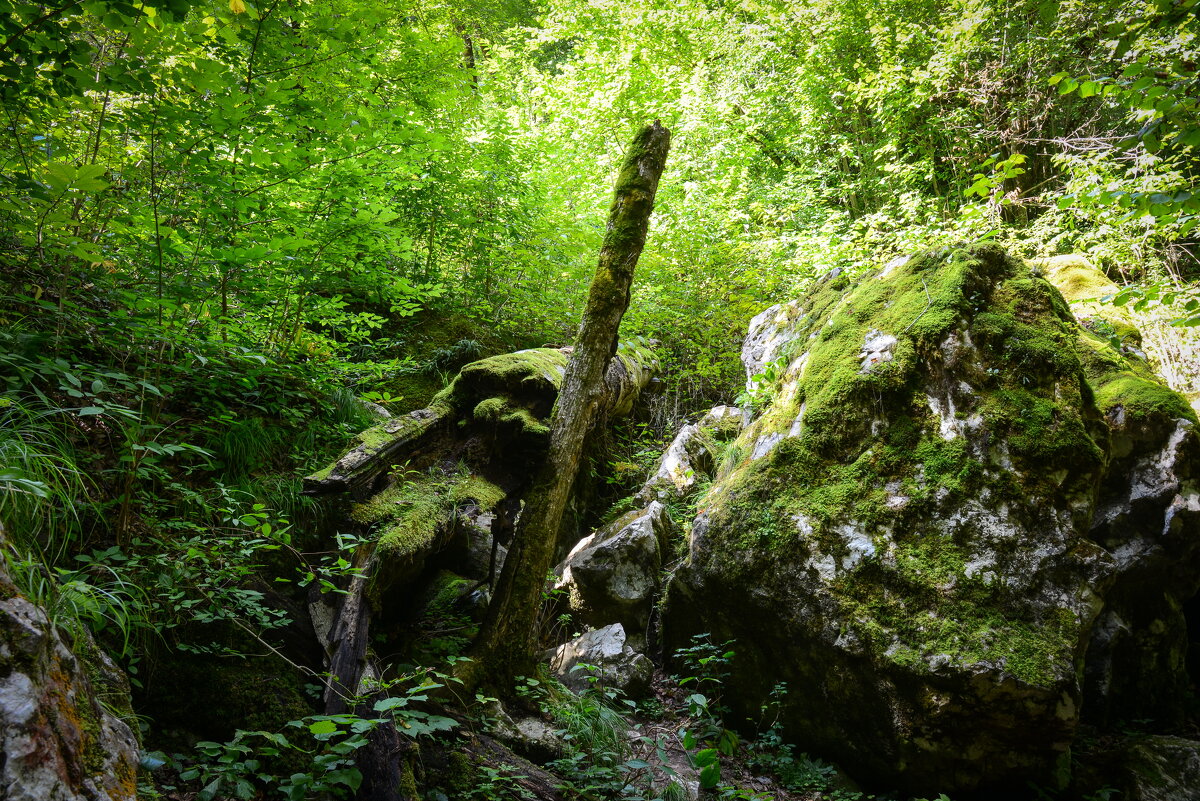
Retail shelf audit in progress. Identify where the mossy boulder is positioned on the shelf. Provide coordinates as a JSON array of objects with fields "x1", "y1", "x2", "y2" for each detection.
[
  {"x1": 0, "y1": 523, "x2": 140, "y2": 801},
  {"x1": 1033, "y1": 255, "x2": 1138, "y2": 347},
  {"x1": 1074, "y1": 735, "x2": 1200, "y2": 801},
  {"x1": 1040, "y1": 255, "x2": 1200, "y2": 729},
  {"x1": 664, "y1": 244, "x2": 1200, "y2": 794}
]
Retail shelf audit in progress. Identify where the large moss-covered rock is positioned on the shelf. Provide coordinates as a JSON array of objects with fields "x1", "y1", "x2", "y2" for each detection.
[
  {"x1": 0, "y1": 524, "x2": 139, "y2": 801},
  {"x1": 664, "y1": 244, "x2": 1199, "y2": 794}
]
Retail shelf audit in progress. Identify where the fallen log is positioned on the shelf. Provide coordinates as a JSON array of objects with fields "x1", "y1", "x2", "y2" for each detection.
[{"x1": 303, "y1": 343, "x2": 658, "y2": 499}]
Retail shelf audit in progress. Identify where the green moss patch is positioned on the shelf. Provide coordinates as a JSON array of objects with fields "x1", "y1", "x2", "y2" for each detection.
[
  {"x1": 442, "y1": 348, "x2": 570, "y2": 409},
  {"x1": 1094, "y1": 373, "x2": 1197, "y2": 424},
  {"x1": 354, "y1": 467, "x2": 504, "y2": 560},
  {"x1": 1035, "y1": 255, "x2": 1119, "y2": 303},
  {"x1": 1077, "y1": 330, "x2": 1196, "y2": 425},
  {"x1": 840, "y1": 561, "x2": 1078, "y2": 686}
]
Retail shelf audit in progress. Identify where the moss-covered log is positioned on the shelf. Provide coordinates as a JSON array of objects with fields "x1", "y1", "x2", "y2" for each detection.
[
  {"x1": 310, "y1": 323, "x2": 663, "y2": 797},
  {"x1": 303, "y1": 343, "x2": 658, "y2": 500},
  {"x1": 465, "y1": 121, "x2": 671, "y2": 690}
]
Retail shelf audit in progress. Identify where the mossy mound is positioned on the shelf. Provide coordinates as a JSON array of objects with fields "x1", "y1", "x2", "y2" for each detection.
[
  {"x1": 440, "y1": 348, "x2": 570, "y2": 413},
  {"x1": 665, "y1": 244, "x2": 1200, "y2": 794},
  {"x1": 352, "y1": 466, "x2": 503, "y2": 562},
  {"x1": 139, "y1": 653, "x2": 313, "y2": 747},
  {"x1": 305, "y1": 344, "x2": 658, "y2": 498},
  {"x1": 304, "y1": 349, "x2": 572, "y2": 497},
  {"x1": 1036, "y1": 254, "x2": 1143, "y2": 347}
]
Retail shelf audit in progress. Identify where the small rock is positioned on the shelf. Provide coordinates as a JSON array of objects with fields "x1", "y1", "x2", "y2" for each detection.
[
  {"x1": 486, "y1": 701, "x2": 566, "y2": 763},
  {"x1": 546, "y1": 623, "x2": 653, "y2": 697},
  {"x1": 858, "y1": 328, "x2": 897, "y2": 372}
]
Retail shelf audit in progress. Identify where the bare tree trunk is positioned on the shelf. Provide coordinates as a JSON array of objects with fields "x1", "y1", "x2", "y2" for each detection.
[{"x1": 463, "y1": 121, "x2": 671, "y2": 691}]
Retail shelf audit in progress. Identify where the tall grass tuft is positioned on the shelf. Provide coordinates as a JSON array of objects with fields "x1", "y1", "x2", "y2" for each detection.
[
  {"x1": 216, "y1": 416, "x2": 282, "y2": 477},
  {"x1": 329, "y1": 386, "x2": 375, "y2": 429},
  {"x1": 0, "y1": 399, "x2": 93, "y2": 565}
]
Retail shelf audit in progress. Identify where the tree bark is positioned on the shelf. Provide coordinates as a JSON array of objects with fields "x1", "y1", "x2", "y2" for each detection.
[{"x1": 463, "y1": 121, "x2": 671, "y2": 691}]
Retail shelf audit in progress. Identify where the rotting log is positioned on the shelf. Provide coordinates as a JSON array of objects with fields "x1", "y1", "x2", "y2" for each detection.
[
  {"x1": 303, "y1": 406, "x2": 450, "y2": 499},
  {"x1": 463, "y1": 120, "x2": 671, "y2": 692}
]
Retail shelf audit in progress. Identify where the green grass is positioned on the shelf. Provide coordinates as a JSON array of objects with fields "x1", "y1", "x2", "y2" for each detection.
[{"x1": 0, "y1": 398, "x2": 94, "y2": 565}]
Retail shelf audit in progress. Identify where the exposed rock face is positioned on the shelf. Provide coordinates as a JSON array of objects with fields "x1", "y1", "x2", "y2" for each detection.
[
  {"x1": 635, "y1": 405, "x2": 742, "y2": 505},
  {"x1": 1076, "y1": 735, "x2": 1200, "y2": 801},
  {"x1": 555, "y1": 502, "x2": 672, "y2": 637},
  {"x1": 0, "y1": 525, "x2": 140, "y2": 801},
  {"x1": 554, "y1": 404, "x2": 742, "y2": 642},
  {"x1": 546, "y1": 623, "x2": 653, "y2": 696},
  {"x1": 663, "y1": 245, "x2": 1199, "y2": 794}
]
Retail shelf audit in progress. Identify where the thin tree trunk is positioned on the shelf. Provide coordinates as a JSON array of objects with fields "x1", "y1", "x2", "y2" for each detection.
[{"x1": 463, "y1": 121, "x2": 670, "y2": 691}]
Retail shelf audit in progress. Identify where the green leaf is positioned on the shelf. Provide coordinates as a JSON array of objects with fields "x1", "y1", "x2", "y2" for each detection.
[
  {"x1": 198, "y1": 778, "x2": 223, "y2": 801},
  {"x1": 308, "y1": 719, "x2": 338, "y2": 735},
  {"x1": 373, "y1": 697, "x2": 410, "y2": 712},
  {"x1": 717, "y1": 727, "x2": 739, "y2": 756},
  {"x1": 74, "y1": 164, "x2": 109, "y2": 192},
  {"x1": 325, "y1": 768, "x2": 363, "y2": 790}
]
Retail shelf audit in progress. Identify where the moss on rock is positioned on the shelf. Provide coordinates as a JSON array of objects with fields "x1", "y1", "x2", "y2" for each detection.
[
  {"x1": 440, "y1": 348, "x2": 571, "y2": 412},
  {"x1": 1036, "y1": 254, "x2": 1119, "y2": 303},
  {"x1": 666, "y1": 243, "x2": 1147, "y2": 793},
  {"x1": 1076, "y1": 329, "x2": 1196, "y2": 425}
]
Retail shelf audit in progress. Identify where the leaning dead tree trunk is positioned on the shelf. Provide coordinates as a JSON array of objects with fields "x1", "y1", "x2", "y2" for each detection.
[{"x1": 465, "y1": 120, "x2": 671, "y2": 690}]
